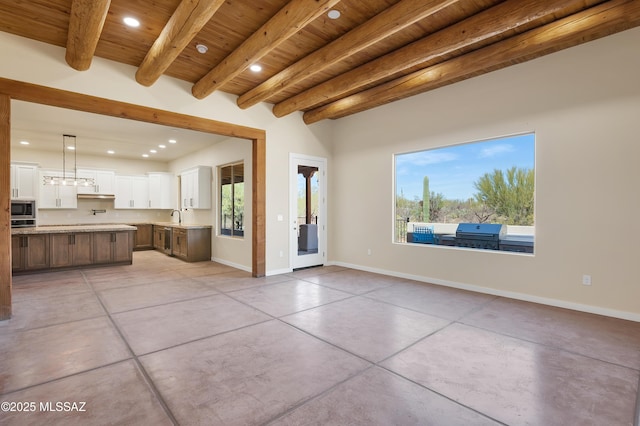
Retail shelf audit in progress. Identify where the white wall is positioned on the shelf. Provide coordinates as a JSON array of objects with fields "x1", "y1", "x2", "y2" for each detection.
[
  {"x1": 1, "y1": 31, "x2": 332, "y2": 274},
  {"x1": 330, "y1": 27, "x2": 640, "y2": 320}
]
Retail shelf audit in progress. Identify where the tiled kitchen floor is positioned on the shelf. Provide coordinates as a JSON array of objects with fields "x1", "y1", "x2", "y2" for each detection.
[{"x1": 1, "y1": 251, "x2": 639, "y2": 425}]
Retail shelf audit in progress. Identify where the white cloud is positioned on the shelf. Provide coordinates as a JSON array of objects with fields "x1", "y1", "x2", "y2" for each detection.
[
  {"x1": 479, "y1": 144, "x2": 514, "y2": 158},
  {"x1": 397, "y1": 151, "x2": 458, "y2": 166}
]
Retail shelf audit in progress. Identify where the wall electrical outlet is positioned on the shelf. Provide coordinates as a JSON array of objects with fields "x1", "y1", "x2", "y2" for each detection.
[
  {"x1": 367, "y1": 248, "x2": 372, "y2": 256},
  {"x1": 582, "y1": 275, "x2": 592, "y2": 286}
]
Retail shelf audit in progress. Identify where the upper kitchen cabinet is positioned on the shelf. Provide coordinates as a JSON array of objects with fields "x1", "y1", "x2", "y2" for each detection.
[
  {"x1": 115, "y1": 175, "x2": 149, "y2": 209},
  {"x1": 77, "y1": 169, "x2": 115, "y2": 195},
  {"x1": 148, "y1": 172, "x2": 176, "y2": 209},
  {"x1": 10, "y1": 162, "x2": 38, "y2": 200},
  {"x1": 39, "y1": 170, "x2": 78, "y2": 209},
  {"x1": 180, "y1": 166, "x2": 211, "y2": 210}
]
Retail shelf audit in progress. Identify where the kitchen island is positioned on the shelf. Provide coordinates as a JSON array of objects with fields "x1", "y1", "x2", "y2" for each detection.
[{"x1": 11, "y1": 224, "x2": 136, "y2": 274}]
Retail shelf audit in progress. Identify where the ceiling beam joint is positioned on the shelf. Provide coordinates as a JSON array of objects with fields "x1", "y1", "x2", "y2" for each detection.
[
  {"x1": 65, "y1": 0, "x2": 111, "y2": 71},
  {"x1": 192, "y1": 0, "x2": 342, "y2": 100},
  {"x1": 136, "y1": 0, "x2": 226, "y2": 87}
]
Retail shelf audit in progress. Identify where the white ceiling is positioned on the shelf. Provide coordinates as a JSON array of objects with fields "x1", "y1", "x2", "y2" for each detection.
[{"x1": 10, "y1": 100, "x2": 233, "y2": 162}]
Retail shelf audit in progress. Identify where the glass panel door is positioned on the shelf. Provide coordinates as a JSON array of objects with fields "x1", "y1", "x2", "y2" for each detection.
[{"x1": 290, "y1": 155, "x2": 326, "y2": 269}]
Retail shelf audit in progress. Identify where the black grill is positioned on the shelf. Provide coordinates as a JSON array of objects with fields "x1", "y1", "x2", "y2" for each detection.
[{"x1": 455, "y1": 223, "x2": 506, "y2": 250}]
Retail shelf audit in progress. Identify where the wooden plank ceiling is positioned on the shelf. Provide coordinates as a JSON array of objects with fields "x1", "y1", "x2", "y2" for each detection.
[{"x1": 0, "y1": 0, "x2": 639, "y2": 124}]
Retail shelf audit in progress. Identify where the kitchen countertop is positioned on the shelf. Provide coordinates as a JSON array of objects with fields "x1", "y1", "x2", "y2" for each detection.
[
  {"x1": 150, "y1": 222, "x2": 213, "y2": 230},
  {"x1": 11, "y1": 224, "x2": 137, "y2": 235},
  {"x1": 11, "y1": 222, "x2": 213, "y2": 235}
]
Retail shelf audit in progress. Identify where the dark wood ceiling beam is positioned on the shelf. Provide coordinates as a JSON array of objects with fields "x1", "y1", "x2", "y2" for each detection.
[
  {"x1": 303, "y1": 0, "x2": 640, "y2": 123},
  {"x1": 273, "y1": 0, "x2": 601, "y2": 118},
  {"x1": 236, "y1": 0, "x2": 461, "y2": 109},
  {"x1": 191, "y1": 0, "x2": 342, "y2": 100},
  {"x1": 65, "y1": 0, "x2": 111, "y2": 71},
  {"x1": 136, "y1": 0, "x2": 225, "y2": 87}
]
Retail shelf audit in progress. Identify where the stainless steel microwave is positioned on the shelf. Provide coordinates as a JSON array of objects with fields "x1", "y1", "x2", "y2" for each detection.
[
  {"x1": 11, "y1": 199, "x2": 36, "y2": 220},
  {"x1": 11, "y1": 200, "x2": 36, "y2": 228}
]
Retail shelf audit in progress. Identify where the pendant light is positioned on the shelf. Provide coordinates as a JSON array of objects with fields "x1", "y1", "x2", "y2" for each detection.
[{"x1": 42, "y1": 134, "x2": 95, "y2": 187}]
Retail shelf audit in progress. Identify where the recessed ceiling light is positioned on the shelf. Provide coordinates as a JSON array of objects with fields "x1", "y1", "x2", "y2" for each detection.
[
  {"x1": 67, "y1": 146, "x2": 76, "y2": 150},
  {"x1": 195, "y1": 43, "x2": 208, "y2": 54},
  {"x1": 107, "y1": 150, "x2": 115, "y2": 154},
  {"x1": 150, "y1": 149, "x2": 157, "y2": 153},
  {"x1": 327, "y1": 9, "x2": 341, "y2": 19},
  {"x1": 20, "y1": 140, "x2": 29, "y2": 145},
  {"x1": 158, "y1": 144, "x2": 166, "y2": 149},
  {"x1": 123, "y1": 17, "x2": 140, "y2": 27},
  {"x1": 168, "y1": 139, "x2": 177, "y2": 144},
  {"x1": 142, "y1": 154, "x2": 149, "y2": 158},
  {"x1": 249, "y1": 64, "x2": 262, "y2": 72}
]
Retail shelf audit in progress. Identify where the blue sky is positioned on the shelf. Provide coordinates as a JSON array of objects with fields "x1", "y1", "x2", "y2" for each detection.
[{"x1": 395, "y1": 133, "x2": 535, "y2": 201}]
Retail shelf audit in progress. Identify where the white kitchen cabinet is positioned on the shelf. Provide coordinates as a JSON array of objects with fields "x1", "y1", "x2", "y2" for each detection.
[
  {"x1": 10, "y1": 162, "x2": 38, "y2": 199},
  {"x1": 76, "y1": 169, "x2": 115, "y2": 195},
  {"x1": 148, "y1": 172, "x2": 176, "y2": 209},
  {"x1": 39, "y1": 170, "x2": 78, "y2": 209},
  {"x1": 180, "y1": 166, "x2": 211, "y2": 209},
  {"x1": 115, "y1": 175, "x2": 149, "y2": 209}
]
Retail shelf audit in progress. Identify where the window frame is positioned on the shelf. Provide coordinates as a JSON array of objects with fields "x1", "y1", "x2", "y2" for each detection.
[
  {"x1": 393, "y1": 132, "x2": 536, "y2": 254},
  {"x1": 219, "y1": 161, "x2": 245, "y2": 238}
]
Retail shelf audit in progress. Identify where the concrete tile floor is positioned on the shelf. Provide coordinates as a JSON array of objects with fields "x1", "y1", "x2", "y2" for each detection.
[{"x1": 1, "y1": 250, "x2": 639, "y2": 425}]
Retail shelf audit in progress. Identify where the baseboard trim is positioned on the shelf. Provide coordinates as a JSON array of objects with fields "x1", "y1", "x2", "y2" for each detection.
[
  {"x1": 330, "y1": 261, "x2": 640, "y2": 323},
  {"x1": 266, "y1": 267, "x2": 294, "y2": 276},
  {"x1": 212, "y1": 257, "x2": 251, "y2": 273}
]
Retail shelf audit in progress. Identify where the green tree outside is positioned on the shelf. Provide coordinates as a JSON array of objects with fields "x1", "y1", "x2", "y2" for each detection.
[{"x1": 473, "y1": 166, "x2": 534, "y2": 225}]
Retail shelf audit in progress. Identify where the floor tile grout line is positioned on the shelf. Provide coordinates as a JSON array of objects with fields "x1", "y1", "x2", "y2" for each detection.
[
  {"x1": 373, "y1": 363, "x2": 509, "y2": 426},
  {"x1": 375, "y1": 320, "x2": 457, "y2": 365},
  {"x1": 0, "y1": 358, "x2": 135, "y2": 398},
  {"x1": 275, "y1": 318, "x2": 379, "y2": 365},
  {"x1": 268, "y1": 315, "x2": 506, "y2": 425},
  {"x1": 10, "y1": 288, "x2": 94, "y2": 302},
  {"x1": 455, "y1": 293, "x2": 501, "y2": 321},
  {"x1": 455, "y1": 320, "x2": 640, "y2": 373},
  {"x1": 359, "y1": 292, "x2": 478, "y2": 322},
  {"x1": 130, "y1": 318, "x2": 275, "y2": 358},
  {"x1": 0, "y1": 312, "x2": 108, "y2": 335},
  {"x1": 91, "y1": 275, "x2": 203, "y2": 293},
  {"x1": 303, "y1": 279, "x2": 398, "y2": 297},
  {"x1": 363, "y1": 288, "x2": 640, "y2": 373},
  {"x1": 80, "y1": 270, "x2": 180, "y2": 426},
  {"x1": 260, "y1": 365, "x2": 377, "y2": 426},
  {"x1": 103, "y1": 290, "x2": 222, "y2": 316},
  {"x1": 218, "y1": 283, "x2": 360, "y2": 320},
  {"x1": 211, "y1": 278, "x2": 296, "y2": 295}
]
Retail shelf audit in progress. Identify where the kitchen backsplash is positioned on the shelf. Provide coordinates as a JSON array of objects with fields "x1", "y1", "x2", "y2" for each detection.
[{"x1": 36, "y1": 199, "x2": 193, "y2": 226}]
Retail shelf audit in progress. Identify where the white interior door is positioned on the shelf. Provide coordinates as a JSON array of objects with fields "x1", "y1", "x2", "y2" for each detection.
[{"x1": 290, "y1": 154, "x2": 326, "y2": 270}]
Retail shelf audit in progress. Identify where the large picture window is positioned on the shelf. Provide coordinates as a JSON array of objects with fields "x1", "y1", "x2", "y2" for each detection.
[
  {"x1": 395, "y1": 133, "x2": 535, "y2": 253},
  {"x1": 220, "y1": 162, "x2": 244, "y2": 237}
]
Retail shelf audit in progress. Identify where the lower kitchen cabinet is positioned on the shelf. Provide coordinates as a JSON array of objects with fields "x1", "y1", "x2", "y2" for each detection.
[
  {"x1": 11, "y1": 234, "x2": 49, "y2": 272},
  {"x1": 171, "y1": 227, "x2": 211, "y2": 262},
  {"x1": 153, "y1": 225, "x2": 165, "y2": 251},
  {"x1": 50, "y1": 233, "x2": 93, "y2": 268},
  {"x1": 133, "y1": 224, "x2": 153, "y2": 251},
  {"x1": 94, "y1": 231, "x2": 133, "y2": 264}
]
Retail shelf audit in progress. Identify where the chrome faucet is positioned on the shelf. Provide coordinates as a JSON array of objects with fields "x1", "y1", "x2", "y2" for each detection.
[{"x1": 170, "y1": 209, "x2": 182, "y2": 224}]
